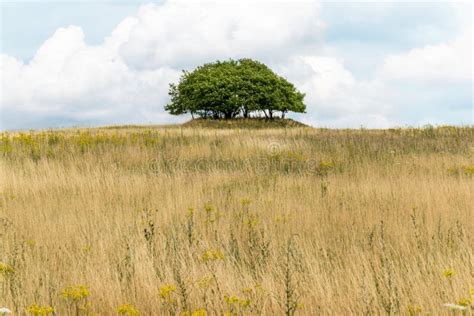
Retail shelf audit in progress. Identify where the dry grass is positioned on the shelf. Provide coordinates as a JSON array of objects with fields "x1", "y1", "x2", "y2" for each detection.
[
  {"x1": 181, "y1": 118, "x2": 308, "y2": 129},
  {"x1": 0, "y1": 125, "x2": 473, "y2": 315}
]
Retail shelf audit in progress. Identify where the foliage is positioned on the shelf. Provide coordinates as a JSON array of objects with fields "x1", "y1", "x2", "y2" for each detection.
[{"x1": 165, "y1": 59, "x2": 306, "y2": 119}]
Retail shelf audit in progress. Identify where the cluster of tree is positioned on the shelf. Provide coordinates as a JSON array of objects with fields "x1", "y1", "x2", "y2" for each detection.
[{"x1": 165, "y1": 59, "x2": 306, "y2": 119}]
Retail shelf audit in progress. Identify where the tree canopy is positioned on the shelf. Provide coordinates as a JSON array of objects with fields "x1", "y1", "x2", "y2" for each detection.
[{"x1": 165, "y1": 59, "x2": 306, "y2": 119}]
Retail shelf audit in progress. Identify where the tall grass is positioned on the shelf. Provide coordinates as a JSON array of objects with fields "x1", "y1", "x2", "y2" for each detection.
[{"x1": 0, "y1": 125, "x2": 473, "y2": 314}]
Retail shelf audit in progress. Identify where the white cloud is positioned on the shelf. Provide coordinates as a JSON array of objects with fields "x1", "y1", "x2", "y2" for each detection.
[
  {"x1": 277, "y1": 56, "x2": 394, "y2": 127},
  {"x1": 379, "y1": 28, "x2": 472, "y2": 84},
  {"x1": 118, "y1": 1, "x2": 323, "y2": 69},
  {"x1": 1, "y1": 23, "x2": 182, "y2": 126}
]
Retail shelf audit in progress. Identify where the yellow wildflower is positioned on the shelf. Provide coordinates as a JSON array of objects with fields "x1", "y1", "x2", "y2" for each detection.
[
  {"x1": 196, "y1": 277, "x2": 214, "y2": 289},
  {"x1": 78, "y1": 302, "x2": 92, "y2": 312},
  {"x1": 117, "y1": 304, "x2": 140, "y2": 316},
  {"x1": 457, "y1": 298, "x2": 472, "y2": 307},
  {"x1": 0, "y1": 263, "x2": 14, "y2": 276},
  {"x1": 239, "y1": 298, "x2": 251, "y2": 308},
  {"x1": 224, "y1": 295, "x2": 240, "y2": 305},
  {"x1": 242, "y1": 283, "x2": 263, "y2": 294},
  {"x1": 407, "y1": 304, "x2": 422, "y2": 315},
  {"x1": 203, "y1": 204, "x2": 213, "y2": 213},
  {"x1": 275, "y1": 215, "x2": 289, "y2": 223},
  {"x1": 61, "y1": 285, "x2": 90, "y2": 301},
  {"x1": 463, "y1": 165, "x2": 474, "y2": 176},
  {"x1": 159, "y1": 284, "x2": 177, "y2": 301},
  {"x1": 181, "y1": 309, "x2": 207, "y2": 316},
  {"x1": 26, "y1": 304, "x2": 54, "y2": 316},
  {"x1": 224, "y1": 295, "x2": 250, "y2": 308},
  {"x1": 242, "y1": 287, "x2": 253, "y2": 294},
  {"x1": 201, "y1": 249, "x2": 224, "y2": 262},
  {"x1": 443, "y1": 268, "x2": 455, "y2": 278},
  {"x1": 244, "y1": 216, "x2": 259, "y2": 227},
  {"x1": 240, "y1": 198, "x2": 251, "y2": 206}
]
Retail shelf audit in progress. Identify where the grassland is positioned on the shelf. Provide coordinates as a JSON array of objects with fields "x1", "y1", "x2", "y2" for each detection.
[{"x1": 0, "y1": 123, "x2": 473, "y2": 315}]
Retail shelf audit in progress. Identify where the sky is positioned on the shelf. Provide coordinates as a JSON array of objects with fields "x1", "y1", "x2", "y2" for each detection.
[{"x1": 0, "y1": 0, "x2": 472, "y2": 130}]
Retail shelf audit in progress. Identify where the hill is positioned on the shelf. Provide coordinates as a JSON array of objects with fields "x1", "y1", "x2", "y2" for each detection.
[{"x1": 181, "y1": 118, "x2": 309, "y2": 129}]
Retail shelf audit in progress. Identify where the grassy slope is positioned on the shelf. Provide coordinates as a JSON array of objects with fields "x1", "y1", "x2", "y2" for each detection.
[
  {"x1": 181, "y1": 118, "x2": 309, "y2": 129},
  {"x1": 0, "y1": 125, "x2": 473, "y2": 314}
]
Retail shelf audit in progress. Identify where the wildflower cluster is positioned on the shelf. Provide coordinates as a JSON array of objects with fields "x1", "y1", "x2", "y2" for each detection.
[
  {"x1": 447, "y1": 165, "x2": 474, "y2": 176},
  {"x1": 201, "y1": 249, "x2": 225, "y2": 262},
  {"x1": 244, "y1": 214, "x2": 259, "y2": 228},
  {"x1": 0, "y1": 134, "x2": 13, "y2": 154},
  {"x1": 0, "y1": 262, "x2": 14, "y2": 276},
  {"x1": 457, "y1": 298, "x2": 472, "y2": 307},
  {"x1": 159, "y1": 284, "x2": 177, "y2": 302},
  {"x1": 463, "y1": 165, "x2": 474, "y2": 175},
  {"x1": 26, "y1": 304, "x2": 54, "y2": 316},
  {"x1": 61, "y1": 285, "x2": 90, "y2": 301},
  {"x1": 117, "y1": 304, "x2": 140, "y2": 316},
  {"x1": 224, "y1": 295, "x2": 251, "y2": 308},
  {"x1": 195, "y1": 276, "x2": 214, "y2": 289},
  {"x1": 224, "y1": 294, "x2": 252, "y2": 315},
  {"x1": 407, "y1": 304, "x2": 422, "y2": 315},
  {"x1": 240, "y1": 198, "x2": 251, "y2": 207}
]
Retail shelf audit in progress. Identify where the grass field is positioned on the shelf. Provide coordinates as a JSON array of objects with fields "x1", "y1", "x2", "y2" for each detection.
[{"x1": 0, "y1": 122, "x2": 473, "y2": 315}]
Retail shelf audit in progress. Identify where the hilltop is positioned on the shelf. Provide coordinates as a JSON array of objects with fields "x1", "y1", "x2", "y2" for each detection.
[
  {"x1": 90, "y1": 118, "x2": 308, "y2": 131},
  {"x1": 181, "y1": 118, "x2": 309, "y2": 129}
]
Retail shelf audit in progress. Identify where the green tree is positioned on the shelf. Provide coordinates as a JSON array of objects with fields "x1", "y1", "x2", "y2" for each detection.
[{"x1": 165, "y1": 59, "x2": 306, "y2": 119}]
